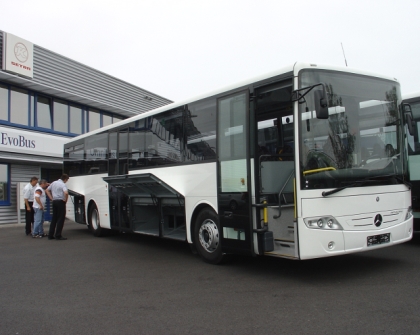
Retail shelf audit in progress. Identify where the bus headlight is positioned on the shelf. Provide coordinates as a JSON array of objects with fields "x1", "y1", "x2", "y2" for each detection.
[
  {"x1": 405, "y1": 206, "x2": 413, "y2": 220},
  {"x1": 304, "y1": 216, "x2": 343, "y2": 230}
]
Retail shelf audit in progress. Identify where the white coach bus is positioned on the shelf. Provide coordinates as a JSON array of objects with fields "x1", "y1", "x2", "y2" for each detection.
[{"x1": 64, "y1": 62, "x2": 413, "y2": 263}]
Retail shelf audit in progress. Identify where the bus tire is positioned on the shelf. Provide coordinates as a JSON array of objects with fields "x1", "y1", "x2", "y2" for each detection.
[
  {"x1": 194, "y1": 208, "x2": 223, "y2": 264},
  {"x1": 88, "y1": 203, "x2": 103, "y2": 237}
]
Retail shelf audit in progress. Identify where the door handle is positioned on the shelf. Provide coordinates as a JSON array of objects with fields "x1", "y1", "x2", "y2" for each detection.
[{"x1": 224, "y1": 211, "x2": 233, "y2": 218}]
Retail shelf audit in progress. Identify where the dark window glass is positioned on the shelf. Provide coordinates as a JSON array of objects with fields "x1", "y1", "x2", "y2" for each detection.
[
  {"x1": 119, "y1": 129, "x2": 129, "y2": 174},
  {"x1": 53, "y1": 100, "x2": 68, "y2": 132},
  {"x1": 218, "y1": 93, "x2": 247, "y2": 160},
  {"x1": 64, "y1": 144, "x2": 84, "y2": 177},
  {"x1": 108, "y1": 132, "x2": 118, "y2": 175},
  {"x1": 0, "y1": 84, "x2": 8, "y2": 121},
  {"x1": 85, "y1": 133, "x2": 108, "y2": 174},
  {"x1": 147, "y1": 108, "x2": 183, "y2": 166},
  {"x1": 89, "y1": 110, "x2": 100, "y2": 131},
  {"x1": 37, "y1": 96, "x2": 52, "y2": 129},
  {"x1": 10, "y1": 87, "x2": 29, "y2": 125},
  {"x1": 0, "y1": 164, "x2": 9, "y2": 204},
  {"x1": 185, "y1": 99, "x2": 217, "y2": 161},
  {"x1": 70, "y1": 105, "x2": 83, "y2": 134},
  {"x1": 128, "y1": 119, "x2": 149, "y2": 170}
]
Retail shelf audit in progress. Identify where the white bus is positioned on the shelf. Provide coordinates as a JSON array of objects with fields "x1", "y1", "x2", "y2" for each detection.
[
  {"x1": 403, "y1": 92, "x2": 420, "y2": 230},
  {"x1": 64, "y1": 62, "x2": 413, "y2": 263}
]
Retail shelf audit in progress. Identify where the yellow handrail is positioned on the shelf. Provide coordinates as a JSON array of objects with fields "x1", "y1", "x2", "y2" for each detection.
[{"x1": 303, "y1": 167, "x2": 336, "y2": 176}]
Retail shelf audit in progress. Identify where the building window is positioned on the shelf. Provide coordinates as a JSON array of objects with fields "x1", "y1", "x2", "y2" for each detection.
[
  {"x1": 0, "y1": 81, "x2": 126, "y2": 136},
  {"x1": 113, "y1": 116, "x2": 122, "y2": 124},
  {"x1": 10, "y1": 87, "x2": 29, "y2": 125},
  {"x1": 0, "y1": 84, "x2": 8, "y2": 121},
  {"x1": 30, "y1": 94, "x2": 35, "y2": 127},
  {"x1": 37, "y1": 96, "x2": 52, "y2": 129},
  {"x1": 103, "y1": 114, "x2": 112, "y2": 127},
  {"x1": 70, "y1": 105, "x2": 83, "y2": 134},
  {"x1": 0, "y1": 164, "x2": 10, "y2": 205},
  {"x1": 89, "y1": 109, "x2": 100, "y2": 131},
  {"x1": 53, "y1": 100, "x2": 69, "y2": 133}
]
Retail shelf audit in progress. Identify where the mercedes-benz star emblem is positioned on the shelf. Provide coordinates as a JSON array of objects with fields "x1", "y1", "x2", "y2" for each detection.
[{"x1": 374, "y1": 214, "x2": 383, "y2": 227}]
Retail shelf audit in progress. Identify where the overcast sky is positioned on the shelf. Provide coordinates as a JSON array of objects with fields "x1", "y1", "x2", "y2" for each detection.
[{"x1": 2, "y1": 0, "x2": 420, "y2": 101}]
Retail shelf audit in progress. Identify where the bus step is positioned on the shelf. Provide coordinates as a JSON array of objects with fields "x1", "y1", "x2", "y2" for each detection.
[
  {"x1": 264, "y1": 252, "x2": 298, "y2": 260},
  {"x1": 274, "y1": 238, "x2": 294, "y2": 243},
  {"x1": 269, "y1": 239, "x2": 295, "y2": 258}
]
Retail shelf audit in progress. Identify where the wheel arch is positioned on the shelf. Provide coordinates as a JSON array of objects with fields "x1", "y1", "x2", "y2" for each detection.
[
  {"x1": 189, "y1": 201, "x2": 218, "y2": 244},
  {"x1": 86, "y1": 199, "x2": 99, "y2": 227}
]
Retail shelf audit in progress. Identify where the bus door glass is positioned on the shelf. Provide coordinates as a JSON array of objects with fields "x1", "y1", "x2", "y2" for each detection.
[
  {"x1": 108, "y1": 129, "x2": 130, "y2": 229},
  {"x1": 217, "y1": 90, "x2": 253, "y2": 255},
  {"x1": 254, "y1": 80, "x2": 298, "y2": 258}
]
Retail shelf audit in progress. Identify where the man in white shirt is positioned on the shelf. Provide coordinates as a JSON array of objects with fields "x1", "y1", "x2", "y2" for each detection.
[
  {"x1": 46, "y1": 174, "x2": 69, "y2": 240},
  {"x1": 32, "y1": 179, "x2": 49, "y2": 238},
  {"x1": 23, "y1": 177, "x2": 39, "y2": 236}
]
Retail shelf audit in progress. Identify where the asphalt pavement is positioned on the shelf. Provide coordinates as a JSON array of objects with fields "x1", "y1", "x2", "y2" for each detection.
[{"x1": 0, "y1": 220, "x2": 419, "y2": 335}]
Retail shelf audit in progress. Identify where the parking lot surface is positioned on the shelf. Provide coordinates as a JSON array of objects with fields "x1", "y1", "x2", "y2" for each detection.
[{"x1": 1, "y1": 220, "x2": 419, "y2": 335}]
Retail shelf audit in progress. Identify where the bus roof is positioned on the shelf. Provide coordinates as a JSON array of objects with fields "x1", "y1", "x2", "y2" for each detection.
[
  {"x1": 65, "y1": 62, "x2": 400, "y2": 145},
  {"x1": 403, "y1": 92, "x2": 420, "y2": 101}
]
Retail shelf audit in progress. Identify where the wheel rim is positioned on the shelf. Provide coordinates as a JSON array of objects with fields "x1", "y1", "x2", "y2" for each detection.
[
  {"x1": 198, "y1": 219, "x2": 219, "y2": 253},
  {"x1": 91, "y1": 208, "x2": 100, "y2": 230}
]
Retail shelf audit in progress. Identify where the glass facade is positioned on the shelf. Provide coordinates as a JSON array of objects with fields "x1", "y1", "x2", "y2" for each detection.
[
  {"x1": 89, "y1": 109, "x2": 101, "y2": 132},
  {"x1": 0, "y1": 164, "x2": 9, "y2": 204},
  {"x1": 53, "y1": 100, "x2": 68, "y2": 133},
  {"x1": 10, "y1": 87, "x2": 29, "y2": 125},
  {"x1": 70, "y1": 105, "x2": 83, "y2": 135},
  {"x1": 0, "y1": 82, "x2": 124, "y2": 135},
  {"x1": 0, "y1": 81, "x2": 128, "y2": 207},
  {"x1": 103, "y1": 114, "x2": 112, "y2": 127},
  {"x1": 37, "y1": 96, "x2": 52, "y2": 129},
  {"x1": 0, "y1": 84, "x2": 8, "y2": 121}
]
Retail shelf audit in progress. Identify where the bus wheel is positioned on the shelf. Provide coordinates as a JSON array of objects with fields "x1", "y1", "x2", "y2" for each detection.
[
  {"x1": 88, "y1": 204, "x2": 103, "y2": 237},
  {"x1": 194, "y1": 208, "x2": 223, "y2": 264}
]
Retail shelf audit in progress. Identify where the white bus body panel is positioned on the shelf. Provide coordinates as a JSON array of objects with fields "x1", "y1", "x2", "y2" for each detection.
[
  {"x1": 66, "y1": 163, "x2": 218, "y2": 243},
  {"x1": 298, "y1": 185, "x2": 413, "y2": 259}
]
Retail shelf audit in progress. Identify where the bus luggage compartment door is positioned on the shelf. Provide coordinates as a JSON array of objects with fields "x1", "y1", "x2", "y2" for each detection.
[
  {"x1": 103, "y1": 173, "x2": 185, "y2": 239},
  {"x1": 68, "y1": 190, "x2": 86, "y2": 224}
]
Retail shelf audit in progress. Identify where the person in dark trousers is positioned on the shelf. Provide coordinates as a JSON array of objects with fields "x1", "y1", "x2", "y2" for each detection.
[
  {"x1": 46, "y1": 174, "x2": 69, "y2": 240},
  {"x1": 23, "y1": 176, "x2": 39, "y2": 236}
]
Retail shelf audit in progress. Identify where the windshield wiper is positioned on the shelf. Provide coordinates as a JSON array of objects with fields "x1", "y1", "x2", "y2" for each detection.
[{"x1": 321, "y1": 174, "x2": 408, "y2": 197}]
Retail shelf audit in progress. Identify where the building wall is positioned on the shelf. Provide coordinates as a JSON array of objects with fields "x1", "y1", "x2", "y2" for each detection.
[
  {"x1": 0, "y1": 29, "x2": 173, "y2": 225},
  {"x1": 0, "y1": 30, "x2": 173, "y2": 118},
  {"x1": 2, "y1": 164, "x2": 40, "y2": 225}
]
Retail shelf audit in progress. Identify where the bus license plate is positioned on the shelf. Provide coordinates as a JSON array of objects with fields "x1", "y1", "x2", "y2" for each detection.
[{"x1": 367, "y1": 233, "x2": 390, "y2": 246}]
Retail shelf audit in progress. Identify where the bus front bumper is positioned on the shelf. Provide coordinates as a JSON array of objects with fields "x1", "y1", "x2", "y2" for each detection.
[{"x1": 299, "y1": 217, "x2": 413, "y2": 260}]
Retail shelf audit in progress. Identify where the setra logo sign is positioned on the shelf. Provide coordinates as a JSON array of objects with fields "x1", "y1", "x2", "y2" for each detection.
[
  {"x1": 3, "y1": 32, "x2": 34, "y2": 78},
  {"x1": 14, "y1": 43, "x2": 29, "y2": 63}
]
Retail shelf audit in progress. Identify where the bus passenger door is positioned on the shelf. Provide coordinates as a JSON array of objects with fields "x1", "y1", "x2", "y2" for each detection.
[
  {"x1": 217, "y1": 90, "x2": 253, "y2": 256},
  {"x1": 254, "y1": 80, "x2": 298, "y2": 259}
]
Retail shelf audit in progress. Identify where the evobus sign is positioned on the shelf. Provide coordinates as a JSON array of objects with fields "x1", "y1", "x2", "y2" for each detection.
[{"x1": 2, "y1": 32, "x2": 34, "y2": 79}]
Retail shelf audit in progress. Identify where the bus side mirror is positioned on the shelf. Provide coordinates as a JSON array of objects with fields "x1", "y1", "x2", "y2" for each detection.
[
  {"x1": 314, "y1": 88, "x2": 329, "y2": 119},
  {"x1": 403, "y1": 103, "x2": 415, "y2": 136}
]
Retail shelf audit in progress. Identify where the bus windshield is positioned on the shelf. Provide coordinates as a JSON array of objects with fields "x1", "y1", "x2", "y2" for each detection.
[{"x1": 299, "y1": 70, "x2": 405, "y2": 191}]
